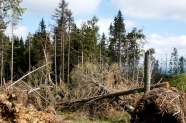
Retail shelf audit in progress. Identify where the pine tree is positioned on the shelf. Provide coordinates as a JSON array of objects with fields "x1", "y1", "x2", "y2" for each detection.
[
  {"x1": 178, "y1": 56, "x2": 185, "y2": 74},
  {"x1": 126, "y1": 28, "x2": 145, "y2": 80},
  {"x1": 13, "y1": 37, "x2": 25, "y2": 79},
  {"x1": 0, "y1": 33, "x2": 10, "y2": 83},
  {"x1": 169, "y1": 47, "x2": 179, "y2": 75},
  {"x1": 108, "y1": 10, "x2": 126, "y2": 66},
  {"x1": 66, "y1": 9, "x2": 74, "y2": 85},
  {"x1": 52, "y1": 0, "x2": 69, "y2": 83},
  {"x1": 99, "y1": 33, "x2": 107, "y2": 67}
]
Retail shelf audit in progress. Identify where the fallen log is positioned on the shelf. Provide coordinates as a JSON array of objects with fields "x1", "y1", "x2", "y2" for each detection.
[
  {"x1": 56, "y1": 82, "x2": 168, "y2": 107},
  {"x1": 80, "y1": 74, "x2": 169, "y2": 114}
]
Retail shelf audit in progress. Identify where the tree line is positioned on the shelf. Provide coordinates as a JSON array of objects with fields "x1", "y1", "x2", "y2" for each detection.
[{"x1": 0, "y1": 0, "x2": 186, "y2": 85}]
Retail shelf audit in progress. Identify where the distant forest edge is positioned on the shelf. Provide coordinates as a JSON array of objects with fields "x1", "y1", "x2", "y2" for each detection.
[{"x1": 0, "y1": 0, "x2": 185, "y2": 84}]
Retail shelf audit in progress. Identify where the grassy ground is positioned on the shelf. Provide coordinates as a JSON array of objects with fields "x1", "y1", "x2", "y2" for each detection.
[{"x1": 57, "y1": 111, "x2": 131, "y2": 123}]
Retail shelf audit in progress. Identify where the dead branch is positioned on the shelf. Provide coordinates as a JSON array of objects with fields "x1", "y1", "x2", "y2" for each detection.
[
  {"x1": 28, "y1": 87, "x2": 41, "y2": 94},
  {"x1": 7, "y1": 64, "x2": 49, "y2": 89}
]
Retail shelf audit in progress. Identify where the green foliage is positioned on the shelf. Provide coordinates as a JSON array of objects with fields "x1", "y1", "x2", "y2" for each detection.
[
  {"x1": 99, "y1": 115, "x2": 130, "y2": 123},
  {"x1": 170, "y1": 74, "x2": 186, "y2": 91},
  {"x1": 108, "y1": 10, "x2": 126, "y2": 63},
  {"x1": 169, "y1": 47, "x2": 179, "y2": 75}
]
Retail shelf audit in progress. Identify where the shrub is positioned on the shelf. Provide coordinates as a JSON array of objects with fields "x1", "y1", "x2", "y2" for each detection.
[{"x1": 169, "y1": 74, "x2": 186, "y2": 91}]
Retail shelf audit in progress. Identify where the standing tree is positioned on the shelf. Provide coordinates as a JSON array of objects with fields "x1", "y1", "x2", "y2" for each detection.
[
  {"x1": 108, "y1": 10, "x2": 126, "y2": 68},
  {"x1": 126, "y1": 28, "x2": 145, "y2": 81},
  {"x1": 178, "y1": 56, "x2": 185, "y2": 74},
  {"x1": 13, "y1": 37, "x2": 25, "y2": 79},
  {"x1": 87, "y1": 16, "x2": 100, "y2": 63},
  {"x1": 99, "y1": 33, "x2": 108, "y2": 68},
  {"x1": 52, "y1": 0, "x2": 69, "y2": 83},
  {"x1": 66, "y1": 9, "x2": 74, "y2": 85},
  {"x1": 1, "y1": 0, "x2": 25, "y2": 82},
  {"x1": 169, "y1": 47, "x2": 179, "y2": 75}
]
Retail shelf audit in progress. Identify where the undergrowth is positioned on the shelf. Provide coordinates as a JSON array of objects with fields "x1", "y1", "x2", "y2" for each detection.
[{"x1": 169, "y1": 74, "x2": 186, "y2": 91}]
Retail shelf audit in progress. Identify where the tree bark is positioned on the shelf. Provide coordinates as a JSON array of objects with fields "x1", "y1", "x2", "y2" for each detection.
[
  {"x1": 1, "y1": 34, "x2": 4, "y2": 86},
  {"x1": 144, "y1": 50, "x2": 151, "y2": 92}
]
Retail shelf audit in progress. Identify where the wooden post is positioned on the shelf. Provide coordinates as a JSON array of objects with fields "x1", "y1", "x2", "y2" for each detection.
[{"x1": 144, "y1": 50, "x2": 151, "y2": 92}]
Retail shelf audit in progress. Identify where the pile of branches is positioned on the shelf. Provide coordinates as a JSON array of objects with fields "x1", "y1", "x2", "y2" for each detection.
[{"x1": 131, "y1": 87, "x2": 186, "y2": 123}]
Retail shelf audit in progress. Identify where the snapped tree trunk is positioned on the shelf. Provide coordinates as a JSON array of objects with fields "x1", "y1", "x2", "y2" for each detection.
[{"x1": 144, "y1": 50, "x2": 151, "y2": 92}]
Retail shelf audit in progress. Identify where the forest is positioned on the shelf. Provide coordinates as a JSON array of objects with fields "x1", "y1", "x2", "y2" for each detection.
[
  {"x1": 0, "y1": 0, "x2": 186, "y2": 122},
  {"x1": 0, "y1": 0, "x2": 186, "y2": 84}
]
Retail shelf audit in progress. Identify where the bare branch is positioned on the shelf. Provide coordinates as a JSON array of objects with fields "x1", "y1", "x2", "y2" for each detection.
[{"x1": 7, "y1": 64, "x2": 49, "y2": 89}]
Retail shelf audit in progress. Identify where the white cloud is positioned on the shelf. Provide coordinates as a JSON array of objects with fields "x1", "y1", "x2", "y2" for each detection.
[
  {"x1": 97, "y1": 18, "x2": 112, "y2": 36},
  {"x1": 125, "y1": 20, "x2": 136, "y2": 30},
  {"x1": 144, "y1": 34, "x2": 186, "y2": 61},
  {"x1": 21, "y1": 0, "x2": 60, "y2": 16},
  {"x1": 21, "y1": 0, "x2": 101, "y2": 16},
  {"x1": 5, "y1": 26, "x2": 29, "y2": 41},
  {"x1": 67, "y1": 0, "x2": 101, "y2": 16},
  {"x1": 14, "y1": 26, "x2": 29, "y2": 40},
  {"x1": 111, "y1": 0, "x2": 186, "y2": 21}
]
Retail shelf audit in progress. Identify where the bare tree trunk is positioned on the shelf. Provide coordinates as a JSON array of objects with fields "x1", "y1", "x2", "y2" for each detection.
[
  {"x1": 42, "y1": 34, "x2": 53, "y2": 84},
  {"x1": 82, "y1": 46, "x2": 83, "y2": 71},
  {"x1": 60, "y1": 36, "x2": 62, "y2": 84},
  {"x1": 78, "y1": 54, "x2": 79, "y2": 69},
  {"x1": 132, "y1": 45, "x2": 135, "y2": 82},
  {"x1": 62, "y1": 32, "x2": 64, "y2": 82},
  {"x1": 1, "y1": 34, "x2": 4, "y2": 86},
  {"x1": 67, "y1": 34, "x2": 70, "y2": 85},
  {"x1": 100, "y1": 41, "x2": 101, "y2": 67},
  {"x1": 29, "y1": 38, "x2": 31, "y2": 72},
  {"x1": 28, "y1": 36, "x2": 31, "y2": 83},
  {"x1": 144, "y1": 50, "x2": 151, "y2": 92},
  {"x1": 165, "y1": 54, "x2": 167, "y2": 74},
  {"x1": 55, "y1": 35, "x2": 57, "y2": 92},
  {"x1": 126, "y1": 39, "x2": 129, "y2": 80},
  {"x1": 119, "y1": 32, "x2": 121, "y2": 71},
  {"x1": 11, "y1": 21, "x2": 14, "y2": 83}
]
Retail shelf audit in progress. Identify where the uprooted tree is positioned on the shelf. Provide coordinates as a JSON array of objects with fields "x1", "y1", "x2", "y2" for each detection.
[{"x1": 131, "y1": 87, "x2": 186, "y2": 123}]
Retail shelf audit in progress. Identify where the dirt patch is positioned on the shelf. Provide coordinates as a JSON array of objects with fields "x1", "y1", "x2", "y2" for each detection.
[
  {"x1": 131, "y1": 87, "x2": 186, "y2": 123},
  {"x1": 0, "y1": 88, "x2": 58, "y2": 123}
]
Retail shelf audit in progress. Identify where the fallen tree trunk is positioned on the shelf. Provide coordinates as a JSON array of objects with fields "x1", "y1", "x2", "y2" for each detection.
[{"x1": 56, "y1": 82, "x2": 168, "y2": 107}]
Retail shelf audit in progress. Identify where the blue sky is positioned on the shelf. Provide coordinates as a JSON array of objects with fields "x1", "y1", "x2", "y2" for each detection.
[{"x1": 5, "y1": 0, "x2": 186, "y2": 62}]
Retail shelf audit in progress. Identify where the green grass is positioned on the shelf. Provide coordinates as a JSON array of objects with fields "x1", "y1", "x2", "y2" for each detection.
[
  {"x1": 56, "y1": 110, "x2": 130, "y2": 123},
  {"x1": 170, "y1": 74, "x2": 186, "y2": 91}
]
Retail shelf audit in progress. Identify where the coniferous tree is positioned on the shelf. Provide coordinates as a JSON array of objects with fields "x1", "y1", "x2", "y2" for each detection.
[
  {"x1": 52, "y1": 0, "x2": 69, "y2": 83},
  {"x1": 169, "y1": 48, "x2": 179, "y2": 75},
  {"x1": 108, "y1": 10, "x2": 126, "y2": 66},
  {"x1": 66, "y1": 9, "x2": 74, "y2": 85},
  {"x1": 178, "y1": 56, "x2": 185, "y2": 74},
  {"x1": 13, "y1": 37, "x2": 25, "y2": 79},
  {"x1": 70, "y1": 24, "x2": 81, "y2": 68},
  {"x1": 0, "y1": 33, "x2": 10, "y2": 82},
  {"x1": 24, "y1": 33, "x2": 33, "y2": 73},
  {"x1": 126, "y1": 28, "x2": 145, "y2": 80},
  {"x1": 87, "y1": 16, "x2": 100, "y2": 62},
  {"x1": 99, "y1": 33, "x2": 108, "y2": 67}
]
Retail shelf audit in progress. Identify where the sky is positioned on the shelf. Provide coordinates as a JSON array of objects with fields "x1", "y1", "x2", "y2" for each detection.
[{"x1": 5, "y1": 0, "x2": 186, "y2": 62}]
